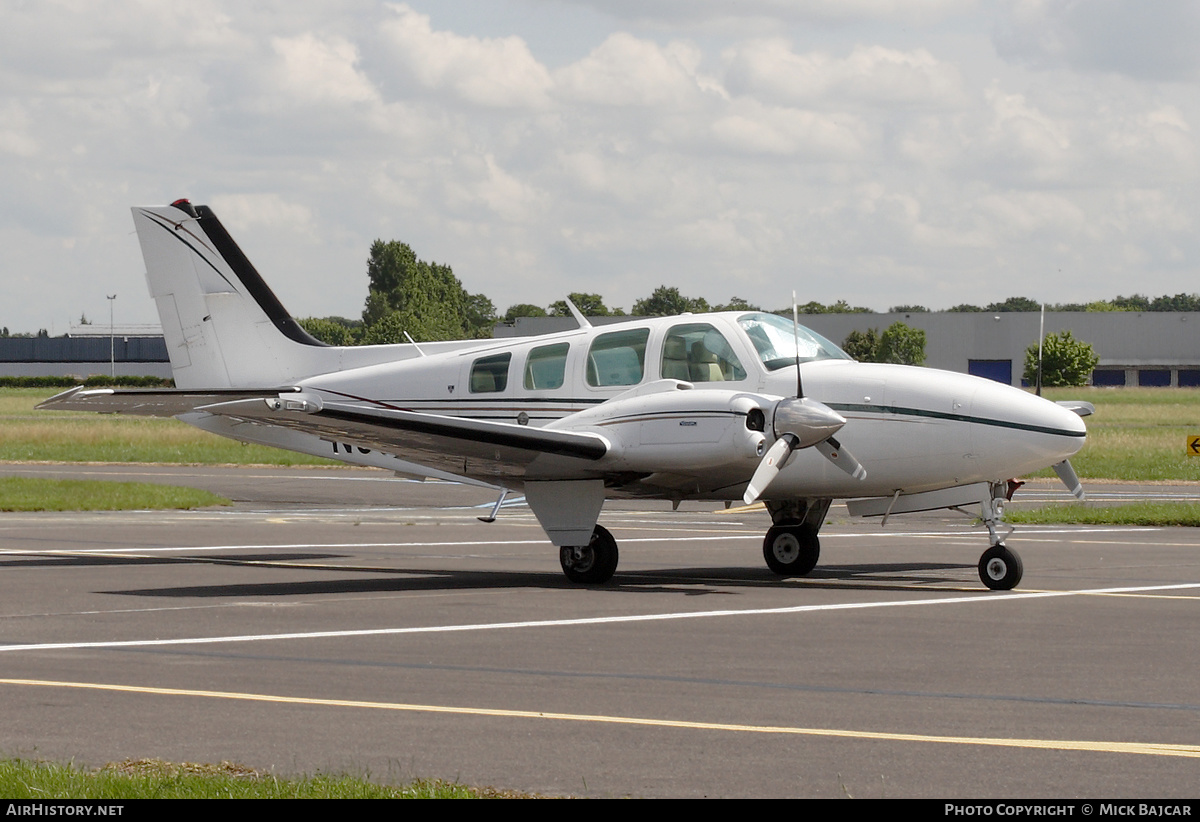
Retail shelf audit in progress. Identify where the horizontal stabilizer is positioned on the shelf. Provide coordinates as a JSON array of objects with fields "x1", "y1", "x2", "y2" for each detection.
[
  {"x1": 37, "y1": 386, "x2": 300, "y2": 416},
  {"x1": 1056, "y1": 400, "x2": 1095, "y2": 417}
]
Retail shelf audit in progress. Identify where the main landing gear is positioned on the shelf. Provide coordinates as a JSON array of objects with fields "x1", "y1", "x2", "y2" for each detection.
[
  {"x1": 761, "y1": 499, "x2": 829, "y2": 578},
  {"x1": 560, "y1": 524, "x2": 619, "y2": 584},
  {"x1": 763, "y1": 523, "x2": 820, "y2": 576}
]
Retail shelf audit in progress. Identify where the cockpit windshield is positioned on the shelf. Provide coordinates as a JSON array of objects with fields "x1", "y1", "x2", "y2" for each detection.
[{"x1": 737, "y1": 313, "x2": 852, "y2": 371}]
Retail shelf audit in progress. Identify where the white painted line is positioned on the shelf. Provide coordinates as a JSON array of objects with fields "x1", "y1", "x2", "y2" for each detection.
[
  {"x1": 2, "y1": 582, "x2": 1197, "y2": 655},
  {"x1": 0, "y1": 526, "x2": 1163, "y2": 557}
]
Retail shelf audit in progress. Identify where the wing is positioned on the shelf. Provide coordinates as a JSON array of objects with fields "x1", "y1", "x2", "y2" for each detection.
[{"x1": 39, "y1": 386, "x2": 610, "y2": 482}]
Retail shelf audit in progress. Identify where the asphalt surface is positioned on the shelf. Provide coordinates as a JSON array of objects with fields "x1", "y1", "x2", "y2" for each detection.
[{"x1": 1, "y1": 464, "x2": 1198, "y2": 798}]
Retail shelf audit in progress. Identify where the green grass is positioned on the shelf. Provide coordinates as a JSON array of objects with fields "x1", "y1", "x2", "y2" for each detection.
[
  {"x1": 1007, "y1": 501, "x2": 1200, "y2": 527},
  {"x1": 1032, "y1": 387, "x2": 1200, "y2": 482},
  {"x1": 0, "y1": 758, "x2": 533, "y2": 799},
  {"x1": 0, "y1": 477, "x2": 230, "y2": 511}
]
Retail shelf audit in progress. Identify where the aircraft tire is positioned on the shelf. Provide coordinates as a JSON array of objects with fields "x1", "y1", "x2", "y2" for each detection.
[
  {"x1": 763, "y1": 524, "x2": 820, "y2": 576},
  {"x1": 979, "y1": 543, "x2": 1023, "y2": 590},
  {"x1": 560, "y1": 524, "x2": 619, "y2": 584}
]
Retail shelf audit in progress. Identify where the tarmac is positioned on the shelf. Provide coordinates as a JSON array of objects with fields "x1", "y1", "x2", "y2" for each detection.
[{"x1": 1, "y1": 464, "x2": 1198, "y2": 798}]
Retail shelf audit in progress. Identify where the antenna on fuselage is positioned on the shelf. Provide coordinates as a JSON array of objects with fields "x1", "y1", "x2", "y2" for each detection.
[
  {"x1": 564, "y1": 298, "x2": 592, "y2": 330},
  {"x1": 403, "y1": 331, "x2": 427, "y2": 357},
  {"x1": 792, "y1": 290, "x2": 803, "y2": 398}
]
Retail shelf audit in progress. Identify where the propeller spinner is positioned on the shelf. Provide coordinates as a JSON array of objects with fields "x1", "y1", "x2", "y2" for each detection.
[
  {"x1": 743, "y1": 396, "x2": 866, "y2": 504},
  {"x1": 743, "y1": 297, "x2": 868, "y2": 504}
]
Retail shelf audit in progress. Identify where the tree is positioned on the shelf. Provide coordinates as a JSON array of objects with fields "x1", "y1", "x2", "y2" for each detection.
[
  {"x1": 986, "y1": 296, "x2": 1041, "y2": 312},
  {"x1": 361, "y1": 240, "x2": 474, "y2": 341},
  {"x1": 878, "y1": 322, "x2": 926, "y2": 365},
  {"x1": 464, "y1": 293, "x2": 497, "y2": 339},
  {"x1": 503, "y1": 303, "x2": 548, "y2": 324},
  {"x1": 1149, "y1": 293, "x2": 1200, "y2": 312},
  {"x1": 1109, "y1": 294, "x2": 1150, "y2": 311},
  {"x1": 713, "y1": 296, "x2": 761, "y2": 312},
  {"x1": 298, "y1": 317, "x2": 355, "y2": 346},
  {"x1": 841, "y1": 322, "x2": 924, "y2": 365},
  {"x1": 1023, "y1": 330, "x2": 1099, "y2": 388},
  {"x1": 548, "y1": 293, "x2": 620, "y2": 317},
  {"x1": 889, "y1": 304, "x2": 928, "y2": 313},
  {"x1": 633, "y1": 286, "x2": 708, "y2": 316},
  {"x1": 841, "y1": 328, "x2": 880, "y2": 362},
  {"x1": 788, "y1": 300, "x2": 872, "y2": 315}
]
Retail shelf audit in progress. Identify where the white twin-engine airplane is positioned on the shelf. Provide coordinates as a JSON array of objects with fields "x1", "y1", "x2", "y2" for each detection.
[{"x1": 42, "y1": 200, "x2": 1091, "y2": 590}]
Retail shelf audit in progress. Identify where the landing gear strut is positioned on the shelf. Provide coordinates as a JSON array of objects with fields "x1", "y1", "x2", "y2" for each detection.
[{"x1": 560, "y1": 524, "x2": 619, "y2": 584}]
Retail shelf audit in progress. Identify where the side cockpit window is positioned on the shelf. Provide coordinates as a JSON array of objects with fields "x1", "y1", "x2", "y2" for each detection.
[
  {"x1": 587, "y1": 328, "x2": 649, "y2": 387},
  {"x1": 470, "y1": 352, "x2": 511, "y2": 393},
  {"x1": 661, "y1": 323, "x2": 747, "y2": 382},
  {"x1": 524, "y1": 343, "x2": 569, "y2": 390}
]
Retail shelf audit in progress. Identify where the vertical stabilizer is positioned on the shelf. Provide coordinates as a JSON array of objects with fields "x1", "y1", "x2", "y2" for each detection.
[{"x1": 132, "y1": 200, "x2": 330, "y2": 389}]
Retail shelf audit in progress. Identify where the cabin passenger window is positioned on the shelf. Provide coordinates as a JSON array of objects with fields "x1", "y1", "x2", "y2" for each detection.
[
  {"x1": 661, "y1": 323, "x2": 747, "y2": 382},
  {"x1": 470, "y1": 353, "x2": 511, "y2": 393},
  {"x1": 586, "y1": 328, "x2": 650, "y2": 387},
  {"x1": 524, "y1": 343, "x2": 569, "y2": 390}
]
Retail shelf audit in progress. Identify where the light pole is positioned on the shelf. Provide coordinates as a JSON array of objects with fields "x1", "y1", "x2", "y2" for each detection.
[{"x1": 107, "y1": 294, "x2": 117, "y2": 379}]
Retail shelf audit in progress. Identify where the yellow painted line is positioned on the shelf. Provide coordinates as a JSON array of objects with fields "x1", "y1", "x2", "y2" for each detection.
[
  {"x1": 2, "y1": 677, "x2": 1197, "y2": 759},
  {"x1": 716, "y1": 502, "x2": 765, "y2": 514}
]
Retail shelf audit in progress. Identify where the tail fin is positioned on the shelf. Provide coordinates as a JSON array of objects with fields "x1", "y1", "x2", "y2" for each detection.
[{"x1": 133, "y1": 200, "x2": 336, "y2": 388}]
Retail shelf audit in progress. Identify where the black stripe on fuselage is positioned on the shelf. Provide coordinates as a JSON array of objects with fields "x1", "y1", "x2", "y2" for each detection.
[{"x1": 828, "y1": 403, "x2": 1086, "y2": 438}]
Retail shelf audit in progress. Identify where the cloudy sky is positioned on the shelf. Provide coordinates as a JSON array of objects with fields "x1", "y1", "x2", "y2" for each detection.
[{"x1": 2, "y1": 0, "x2": 1197, "y2": 333}]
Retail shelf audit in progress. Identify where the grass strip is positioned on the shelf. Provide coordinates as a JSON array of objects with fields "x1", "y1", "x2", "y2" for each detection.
[
  {"x1": 0, "y1": 477, "x2": 230, "y2": 512},
  {"x1": 1007, "y1": 501, "x2": 1200, "y2": 527},
  {"x1": 0, "y1": 758, "x2": 534, "y2": 799}
]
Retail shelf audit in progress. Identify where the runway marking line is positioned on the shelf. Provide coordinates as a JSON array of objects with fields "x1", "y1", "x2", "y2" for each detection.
[
  {"x1": 1, "y1": 676, "x2": 1196, "y2": 760},
  {"x1": 1, "y1": 583, "x2": 1197, "y2": 655},
  {"x1": 0, "y1": 525, "x2": 1164, "y2": 557}
]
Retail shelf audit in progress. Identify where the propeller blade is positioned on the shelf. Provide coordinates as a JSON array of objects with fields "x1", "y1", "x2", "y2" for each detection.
[
  {"x1": 815, "y1": 437, "x2": 867, "y2": 480},
  {"x1": 1052, "y1": 459, "x2": 1086, "y2": 500},
  {"x1": 743, "y1": 436, "x2": 795, "y2": 504}
]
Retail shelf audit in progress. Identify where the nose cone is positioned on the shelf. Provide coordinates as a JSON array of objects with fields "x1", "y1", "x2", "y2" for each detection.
[{"x1": 969, "y1": 380, "x2": 1087, "y2": 474}]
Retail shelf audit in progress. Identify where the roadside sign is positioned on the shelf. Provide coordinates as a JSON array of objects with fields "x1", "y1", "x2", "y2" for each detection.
[{"x1": 1189, "y1": 436, "x2": 1200, "y2": 456}]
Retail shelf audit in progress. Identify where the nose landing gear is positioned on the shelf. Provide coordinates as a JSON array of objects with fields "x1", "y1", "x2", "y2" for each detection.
[{"x1": 977, "y1": 485, "x2": 1021, "y2": 590}]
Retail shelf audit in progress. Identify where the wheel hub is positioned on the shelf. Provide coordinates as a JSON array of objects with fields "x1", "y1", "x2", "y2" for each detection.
[
  {"x1": 563, "y1": 545, "x2": 595, "y2": 572},
  {"x1": 771, "y1": 533, "x2": 801, "y2": 564},
  {"x1": 985, "y1": 557, "x2": 1007, "y2": 580}
]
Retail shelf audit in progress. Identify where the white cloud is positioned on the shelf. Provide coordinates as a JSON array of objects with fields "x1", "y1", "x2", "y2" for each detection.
[
  {"x1": 377, "y1": 4, "x2": 552, "y2": 108},
  {"x1": 553, "y1": 33, "x2": 712, "y2": 108},
  {"x1": 270, "y1": 33, "x2": 379, "y2": 107},
  {"x1": 712, "y1": 100, "x2": 869, "y2": 158},
  {"x1": 725, "y1": 41, "x2": 965, "y2": 109}
]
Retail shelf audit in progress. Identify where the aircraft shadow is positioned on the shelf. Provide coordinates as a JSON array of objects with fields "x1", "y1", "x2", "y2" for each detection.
[{"x1": 73, "y1": 551, "x2": 974, "y2": 599}]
